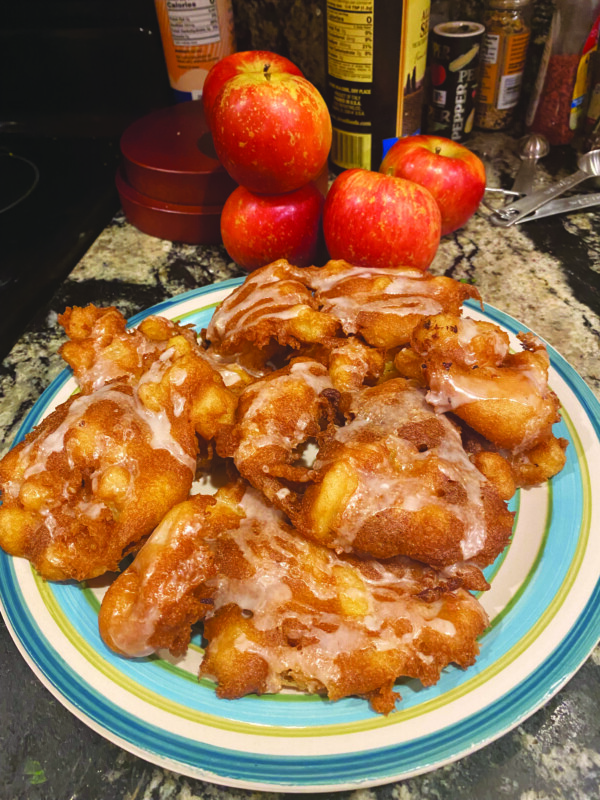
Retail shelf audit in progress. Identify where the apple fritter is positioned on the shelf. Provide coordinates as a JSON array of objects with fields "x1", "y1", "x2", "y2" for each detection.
[
  {"x1": 216, "y1": 359, "x2": 340, "y2": 513},
  {"x1": 205, "y1": 259, "x2": 481, "y2": 359},
  {"x1": 99, "y1": 489, "x2": 245, "y2": 658},
  {"x1": 0, "y1": 383, "x2": 197, "y2": 581},
  {"x1": 218, "y1": 365, "x2": 513, "y2": 588},
  {"x1": 200, "y1": 485, "x2": 489, "y2": 714},
  {"x1": 409, "y1": 314, "x2": 563, "y2": 454},
  {"x1": 293, "y1": 379, "x2": 514, "y2": 587},
  {"x1": 59, "y1": 304, "x2": 238, "y2": 441},
  {"x1": 59, "y1": 304, "x2": 199, "y2": 393},
  {"x1": 304, "y1": 259, "x2": 481, "y2": 349},
  {"x1": 204, "y1": 259, "x2": 341, "y2": 357},
  {"x1": 0, "y1": 323, "x2": 240, "y2": 581}
]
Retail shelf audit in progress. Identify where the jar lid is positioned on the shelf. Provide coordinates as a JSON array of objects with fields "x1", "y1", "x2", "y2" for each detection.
[
  {"x1": 486, "y1": 0, "x2": 531, "y2": 8},
  {"x1": 120, "y1": 100, "x2": 237, "y2": 207}
]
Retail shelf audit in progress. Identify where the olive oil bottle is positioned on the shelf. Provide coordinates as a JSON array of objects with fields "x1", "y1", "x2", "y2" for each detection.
[{"x1": 325, "y1": 0, "x2": 431, "y2": 172}]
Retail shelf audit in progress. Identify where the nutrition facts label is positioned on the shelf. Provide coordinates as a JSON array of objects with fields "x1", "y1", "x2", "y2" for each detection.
[
  {"x1": 166, "y1": 0, "x2": 221, "y2": 46},
  {"x1": 326, "y1": 0, "x2": 374, "y2": 82}
]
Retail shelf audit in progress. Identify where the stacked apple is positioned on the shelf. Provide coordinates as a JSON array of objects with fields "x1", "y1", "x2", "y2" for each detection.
[
  {"x1": 204, "y1": 51, "x2": 332, "y2": 271},
  {"x1": 323, "y1": 136, "x2": 488, "y2": 272}
]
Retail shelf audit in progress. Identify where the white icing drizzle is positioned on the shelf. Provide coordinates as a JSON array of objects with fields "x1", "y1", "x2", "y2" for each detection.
[
  {"x1": 18, "y1": 384, "x2": 195, "y2": 487},
  {"x1": 204, "y1": 486, "x2": 481, "y2": 697},
  {"x1": 235, "y1": 362, "x2": 333, "y2": 464},
  {"x1": 107, "y1": 506, "x2": 211, "y2": 657},
  {"x1": 206, "y1": 262, "x2": 310, "y2": 343},
  {"x1": 307, "y1": 264, "x2": 427, "y2": 293},
  {"x1": 307, "y1": 265, "x2": 448, "y2": 332},
  {"x1": 316, "y1": 386, "x2": 489, "y2": 561}
]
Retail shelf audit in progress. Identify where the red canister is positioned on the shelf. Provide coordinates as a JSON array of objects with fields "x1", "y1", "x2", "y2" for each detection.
[{"x1": 117, "y1": 100, "x2": 237, "y2": 243}]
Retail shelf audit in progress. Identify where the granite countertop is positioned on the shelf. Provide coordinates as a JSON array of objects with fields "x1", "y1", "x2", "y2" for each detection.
[{"x1": 1, "y1": 131, "x2": 600, "y2": 799}]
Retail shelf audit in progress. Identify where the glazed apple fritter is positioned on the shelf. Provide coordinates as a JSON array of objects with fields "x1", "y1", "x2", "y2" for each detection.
[
  {"x1": 0, "y1": 307, "x2": 238, "y2": 581},
  {"x1": 0, "y1": 383, "x2": 197, "y2": 581},
  {"x1": 58, "y1": 304, "x2": 200, "y2": 393},
  {"x1": 99, "y1": 490, "x2": 244, "y2": 657},
  {"x1": 306, "y1": 259, "x2": 482, "y2": 349},
  {"x1": 203, "y1": 259, "x2": 481, "y2": 360},
  {"x1": 99, "y1": 482, "x2": 488, "y2": 714},
  {"x1": 218, "y1": 367, "x2": 513, "y2": 589},
  {"x1": 201, "y1": 486, "x2": 489, "y2": 714},
  {"x1": 394, "y1": 313, "x2": 568, "y2": 486}
]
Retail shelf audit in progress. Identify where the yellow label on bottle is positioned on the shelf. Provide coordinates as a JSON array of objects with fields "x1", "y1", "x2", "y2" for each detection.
[
  {"x1": 571, "y1": 48, "x2": 597, "y2": 131},
  {"x1": 326, "y1": 1, "x2": 375, "y2": 83},
  {"x1": 478, "y1": 30, "x2": 529, "y2": 109},
  {"x1": 396, "y1": 0, "x2": 430, "y2": 135}
]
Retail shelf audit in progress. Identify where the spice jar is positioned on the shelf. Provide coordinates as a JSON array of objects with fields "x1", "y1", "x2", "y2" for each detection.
[
  {"x1": 475, "y1": 0, "x2": 532, "y2": 130},
  {"x1": 526, "y1": 0, "x2": 600, "y2": 146}
]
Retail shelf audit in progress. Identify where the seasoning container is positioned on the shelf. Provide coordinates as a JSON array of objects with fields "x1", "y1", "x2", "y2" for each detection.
[
  {"x1": 526, "y1": 0, "x2": 600, "y2": 147},
  {"x1": 325, "y1": 0, "x2": 431, "y2": 172},
  {"x1": 154, "y1": 0, "x2": 236, "y2": 102},
  {"x1": 475, "y1": 0, "x2": 532, "y2": 130},
  {"x1": 426, "y1": 21, "x2": 485, "y2": 141}
]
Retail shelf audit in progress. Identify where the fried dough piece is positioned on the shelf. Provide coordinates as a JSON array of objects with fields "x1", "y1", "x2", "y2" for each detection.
[
  {"x1": 216, "y1": 359, "x2": 340, "y2": 511},
  {"x1": 305, "y1": 260, "x2": 481, "y2": 349},
  {"x1": 506, "y1": 435, "x2": 568, "y2": 486},
  {"x1": 205, "y1": 260, "x2": 340, "y2": 356},
  {"x1": 135, "y1": 334, "x2": 238, "y2": 443},
  {"x1": 59, "y1": 305, "x2": 238, "y2": 441},
  {"x1": 59, "y1": 305, "x2": 198, "y2": 393},
  {"x1": 200, "y1": 346, "x2": 274, "y2": 394},
  {"x1": 219, "y1": 365, "x2": 512, "y2": 587},
  {"x1": 200, "y1": 486, "x2": 489, "y2": 714},
  {"x1": 0, "y1": 383, "x2": 197, "y2": 581},
  {"x1": 304, "y1": 336, "x2": 386, "y2": 393},
  {"x1": 294, "y1": 379, "x2": 513, "y2": 586},
  {"x1": 0, "y1": 326, "x2": 240, "y2": 581},
  {"x1": 410, "y1": 315, "x2": 562, "y2": 453},
  {"x1": 205, "y1": 259, "x2": 479, "y2": 362},
  {"x1": 99, "y1": 489, "x2": 245, "y2": 657},
  {"x1": 459, "y1": 419, "x2": 567, "y2": 491}
]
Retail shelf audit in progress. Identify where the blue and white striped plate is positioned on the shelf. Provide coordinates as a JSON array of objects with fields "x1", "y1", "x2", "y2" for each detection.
[{"x1": 1, "y1": 280, "x2": 599, "y2": 792}]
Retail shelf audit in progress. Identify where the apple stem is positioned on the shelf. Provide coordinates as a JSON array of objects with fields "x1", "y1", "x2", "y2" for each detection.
[
  {"x1": 435, "y1": 147, "x2": 442, "y2": 155},
  {"x1": 264, "y1": 63, "x2": 271, "y2": 81}
]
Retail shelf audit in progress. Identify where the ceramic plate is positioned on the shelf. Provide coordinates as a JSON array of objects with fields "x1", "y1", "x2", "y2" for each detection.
[{"x1": 1, "y1": 279, "x2": 600, "y2": 792}]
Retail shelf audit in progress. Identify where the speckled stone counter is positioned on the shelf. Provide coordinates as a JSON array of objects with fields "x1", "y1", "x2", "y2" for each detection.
[{"x1": 1, "y1": 131, "x2": 600, "y2": 799}]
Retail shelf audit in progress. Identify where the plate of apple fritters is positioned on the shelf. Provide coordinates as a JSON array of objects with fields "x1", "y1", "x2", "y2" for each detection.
[{"x1": 0, "y1": 261, "x2": 599, "y2": 791}]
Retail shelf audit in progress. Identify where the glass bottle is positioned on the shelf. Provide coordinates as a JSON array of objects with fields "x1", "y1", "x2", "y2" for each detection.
[
  {"x1": 475, "y1": 0, "x2": 532, "y2": 130},
  {"x1": 526, "y1": 0, "x2": 600, "y2": 146}
]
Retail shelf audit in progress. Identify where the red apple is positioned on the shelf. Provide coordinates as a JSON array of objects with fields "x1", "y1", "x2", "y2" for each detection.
[
  {"x1": 202, "y1": 50, "x2": 304, "y2": 127},
  {"x1": 210, "y1": 70, "x2": 332, "y2": 195},
  {"x1": 220, "y1": 182, "x2": 325, "y2": 271},
  {"x1": 323, "y1": 169, "x2": 442, "y2": 271},
  {"x1": 380, "y1": 135, "x2": 486, "y2": 236}
]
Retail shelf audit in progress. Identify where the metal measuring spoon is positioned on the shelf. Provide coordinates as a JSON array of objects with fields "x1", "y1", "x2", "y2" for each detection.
[
  {"x1": 511, "y1": 133, "x2": 550, "y2": 195},
  {"x1": 490, "y1": 149, "x2": 600, "y2": 227}
]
